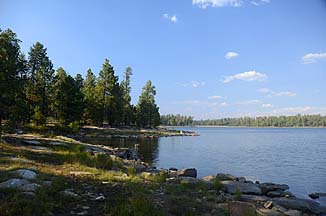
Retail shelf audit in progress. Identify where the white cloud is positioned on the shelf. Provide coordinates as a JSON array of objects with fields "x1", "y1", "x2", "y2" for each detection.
[
  {"x1": 272, "y1": 106, "x2": 326, "y2": 115},
  {"x1": 237, "y1": 99, "x2": 261, "y2": 105},
  {"x1": 192, "y1": 0, "x2": 243, "y2": 8},
  {"x1": 302, "y1": 52, "x2": 326, "y2": 64},
  {"x1": 220, "y1": 102, "x2": 228, "y2": 106},
  {"x1": 180, "y1": 81, "x2": 206, "y2": 88},
  {"x1": 177, "y1": 100, "x2": 201, "y2": 104},
  {"x1": 225, "y1": 51, "x2": 239, "y2": 59},
  {"x1": 262, "y1": 103, "x2": 274, "y2": 108},
  {"x1": 223, "y1": 71, "x2": 267, "y2": 83},
  {"x1": 163, "y1": 13, "x2": 177, "y2": 23},
  {"x1": 251, "y1": 0, "x2": 270, "y2": 6},
  {"x1": 258, "y1": 88, "x2": 296, "y2": 97},
  {"x1": 208, "y1": 95, "x2": 225, "y2": 99}
]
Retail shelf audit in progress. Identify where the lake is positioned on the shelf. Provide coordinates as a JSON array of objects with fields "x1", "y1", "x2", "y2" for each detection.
[{"x1": 81, "y1": 127, "x2": 326, "y2": 202}]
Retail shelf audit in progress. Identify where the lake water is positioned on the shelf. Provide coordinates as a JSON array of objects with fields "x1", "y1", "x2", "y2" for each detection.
[{"x1": 81, "y1": 127, "x2": 326, "y2": 202}]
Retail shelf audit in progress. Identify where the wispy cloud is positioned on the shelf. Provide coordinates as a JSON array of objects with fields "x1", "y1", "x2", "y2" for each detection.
[
  {"x1": 179, "y1": 81, "x2": 206, "y2": 88},
  {"x1": 208, "y1": 95, "x2": 225, "y2": 99},
  {"x1": 258, "y1": 88, "x2": 296, "y2": 97},
  {"x1": 302, "y1": 52, "x2": 326, "y2": 64},
  {"x1": 237, "y1": 99, "x2": 261, "y2": 105},
  {"x1": 163, "y1": 13, "x2": 178, "y2": 23},
  {"x1": 251, "y1": 0, "x2": 270, "y2": 6},
  {"x1": 271, "y1": 106, "x2": 326, "y2": 115},
  {"x1": 192, "y1": 0, "x2": 243, "y2": 8},
  {"x1": 223, "y1": 71, "x2": 267, "y2": 83},
  {"x1": 262, "y1": 103, "x2": 274, "y2": 108},
  {"x1": 225, "y1": 51, "x2": 239, "y2": 59}
]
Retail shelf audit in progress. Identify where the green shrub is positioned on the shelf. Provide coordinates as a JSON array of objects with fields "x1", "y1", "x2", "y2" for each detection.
[
  {"x1": 31, "y1": 106, "x2": 46, "y2": 126},
  {"x1": 213, "y1": 177, "x2": 222, "y2": 191},
  {"x1": 94, "y1": 153, "x2": 113, "y2": 169},
  {"x1": 235, "y1": 187, "x2": 242, "y2": 200},
  {"x1": 127, "y1": 166, "x2": 136, "y2": 176},
  {"x1": 68, "y1": 121, "x2": 79, "y2": 133}
]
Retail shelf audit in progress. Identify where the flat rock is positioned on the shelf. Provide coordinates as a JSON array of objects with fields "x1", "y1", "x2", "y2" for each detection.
[
  {"x1": 26, "y1": 146, "x2": 51, "y2": 151},
  {"x1": 11, "y1": 169, "x2": 38, "y2": 180},
  {"x1": 48, "y1": 141, "x2": 68, "y2": 146},
  {"x1": 0, "y1": 178, "x2": 30, "y2": 188},
  {"x1": 201, "y1": 175, "x2": 216, "y2": 182},
  {"x1": 259, "y1": 182, "x2": 289, "y2": 194},
  {"x1": 216, "y1": 173, "x2": 237, "y2": 181},
  {"x1": 273, "y1": 197, "x2": 322, "y2": 215},
  {"x1": 62, "y1": 190, "x2": 80, "y2": 198},
  {"x1": 179, "y1": 177, "x2": 210, "y2": 186},
  {"x1": 229, "y1": 201, "x2": 256, "y2": 216},
  {"x1": 20, "y1": 183, "x2": 41, "y2": 192},
  {"x1": 178, "y1": 168, "x2": 197, "y2": 178},
  {"x1": 22, "y1": 140, "x2": 41, "y2": 145},
  {"x1": 309, "y1": 192, "x2": 326, "y2": 199},
  {"x1": 221, "y1": 181, "x2": 262, "y2": 195},
  {"x1": 256, "y1": 207, "x2": 282, "y2": 216},
  {"x1": 283, "y1": 209, "x2": 302, "y2": 216},
  {"x1": 240, "y1": 195, "x2": 270, "y2": 203}
]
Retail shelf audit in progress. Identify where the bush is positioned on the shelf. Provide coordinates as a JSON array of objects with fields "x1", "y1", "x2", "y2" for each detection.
[
  {"x1": 68, "y1": 121, "x2": 79, "y2": 133},
  {"x1": 127, "y1": 166, "x2": 136, "y2": 176},
  {"x1": 235, "y1": 187, "x2": 242, "y2": 200},
  {"x1": 31, "y1": 106, "x2": 46, "y2": 126},
  {"x1": 94, "y1": 153, "x2": 113, "y2": 169},
  {"x1": 213, "y1": 177, "x2": 222, "y2": 191}
]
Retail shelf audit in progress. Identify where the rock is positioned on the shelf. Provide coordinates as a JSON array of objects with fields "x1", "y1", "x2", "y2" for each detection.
[
  {"x1": 201, "y1": 175, "x2": 216, "y2": 182},
  {"x1": 267, "y1": 190, "x2": 286, "y2": 198},
  {"x1": 48, "y1": 141, "x2": 67, "y2": 146},
  {"x1": 70, "y1": 171, "x2": 93, "y2": 176},
  {"x1": 221, "y1": 181, "x2": 262, "y2": 195},
  {"x1": 229, "y1": 201, "x2": 257, "y2": 216},
  {"x1": 77, "y1": 211, "x2": 88, "y2": 216},
  {"x1": 271, "y1": 204, "x2": 288, "y2": 213},
  {"x1": 179, "y1": 177, "x2": 206, "y2": 185},
  {"x1": 178, "y1": 168, "x2": 197, "y2": 178},
  {"x1": 0, "y1": 178, "x2": 30, "y2": 188},
  {"x1": 11, "y1": 169, "x2": 38, "y2": 180},
  {"x1": 283, "y1": 209, "x2": 302, "y2": 216},
  {"x1": 22, "y1": 140, "x2": 41, "y2": 145},
  {"x1": 62, "y1": 190, "x2": 80, "y2": 198},
  {"x1": 309, "y1": 192, "x2": 326, "y2": 199},
  {"x1": 259, "y1": 182, "x2": 289, "y2": 195},
  {"x1": 26, "y1": 146, "x2": 51, "y2": 151},
  {"x1": 240, "y1": 195, "x2": 269, "y2": 203},
  {"x1": 169, "y1": 167, "x2": 178, "y2": 171},
  {"x1": 264, "y1": 200, "x2": 273, "y2": 209},
  {"x1": 216, "y1": 173, "x2": 237, "y2": 181},
  {"x1": 20, "y1": 183, "x2": 41, "y2": 192},
  {"x1": 273, "y1": 197, "x2": 322, "y2": 215},
  {"x1": 134, "y1": 163, "x2": 147, "y2": 172},
  {"x1": 22, "y1": 191, "x2": 36, "y2": 197},
  {"x1": 256, "y1": 208, "x2": 282, "y2": 216},
  {"x1": 237, "y1": 177, "x2": 246, "y2": 182},
  {"x1": 43, "y1": 181, "x2": 52, "y2": 186},
  {"x1": 94, "y1": 195, "x2": 105, "y2": 201}
]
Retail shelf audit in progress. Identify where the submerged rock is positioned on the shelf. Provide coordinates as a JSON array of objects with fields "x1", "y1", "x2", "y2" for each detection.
[
  {"x1": 178, "y1": 168, "x2": 197, "y2": 178},
  {"x1": 0, "y1": 178, "x2": 30, "y2": 189},
  {"x1": 221, "y1": 181, "x2": 262, "y2": 195},
  {"x1": 309, "y1": 192, "x2": 326, "y2": 199}
]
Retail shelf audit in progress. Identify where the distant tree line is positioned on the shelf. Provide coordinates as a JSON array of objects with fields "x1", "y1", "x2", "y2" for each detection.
[
  {"x1": 0, "y1": 28, "x2": 160, "y2": 129},
  {"x1": 160, "y1": 114, "x2": 194, "y2": 126},
  {"x1": 161, "y1": 114, "x2": 326, "y2": 127}
]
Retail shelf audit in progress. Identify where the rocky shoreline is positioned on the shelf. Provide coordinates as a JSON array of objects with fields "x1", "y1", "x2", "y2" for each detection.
[{"x1": 0, "y1": 132, "x2": 325, "y2": 215}]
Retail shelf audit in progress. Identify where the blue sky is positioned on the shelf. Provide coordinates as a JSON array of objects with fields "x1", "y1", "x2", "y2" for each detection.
[{"x1": 1, "y1": 0, "x2": 326, "y2": 119}]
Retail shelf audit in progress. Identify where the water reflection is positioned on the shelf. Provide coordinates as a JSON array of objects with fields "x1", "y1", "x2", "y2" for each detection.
[{"x1": 79, "y1": 137, "x2": 159, "y2": 164}]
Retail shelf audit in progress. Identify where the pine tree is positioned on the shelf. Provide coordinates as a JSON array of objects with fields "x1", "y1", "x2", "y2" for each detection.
[
  {"x1": 26, "y1": 42, "x2": 54, "y2": 120},
  {"x1": 136, "y1": 80, "x2": 160, "y2": 128},
  {"x1": 0, "y1": 29, "x2": 28, "y2": 127},
  {"x1": 121, "y1": 66, "x2": 134, "y2": 125},
  {"x1": 83, "y1": 69, "x2": 100, "y2": 124},
  {"x1": 96, "y1": 59, "x2": 122, "y2": 126}
]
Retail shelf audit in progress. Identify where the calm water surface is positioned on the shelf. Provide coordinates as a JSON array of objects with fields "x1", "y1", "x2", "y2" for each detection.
[{"x1": 82, "y1": 127, "x2": 326, "y2": 201}]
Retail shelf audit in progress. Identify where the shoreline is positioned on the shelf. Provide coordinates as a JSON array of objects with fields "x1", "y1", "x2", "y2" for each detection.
[
  {"x1": 0, "y1": 132, "x2": 325, "y2": 215},
  {"x1": 162, "y1": 125, "x2": 326, "y2": 129}
]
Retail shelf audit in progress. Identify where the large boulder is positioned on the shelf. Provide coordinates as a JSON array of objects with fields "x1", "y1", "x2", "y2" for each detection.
[
  {"x1": 216, "y1": 173, "x2": 237, "y2": 181},
  {"x1": 259, "y1": 182, "x2": 289, "y2": 195},
  {"x1": 221, "y1": 181, "x2": 262, "y2": 195},
  {"x1": 11, "y1": 169, "x2": 38, "y2": 180},
  {"x1": 20, "y1": 183, "x2": 41, "y2": 192},
  {"x1": 273, "y1": 197, "x2": 323, "y2": 215},
  {"x1": 0, "y1": 178, "x2": 30, "y2": 189},
  {"x1": 178, "y1": 168, "x2": 197, "y2": 178}
]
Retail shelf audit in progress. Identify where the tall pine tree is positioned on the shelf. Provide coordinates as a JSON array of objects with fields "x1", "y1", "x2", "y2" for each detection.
[{"x1": 121, "y1": 66, "x2": 134, "y2": 126}]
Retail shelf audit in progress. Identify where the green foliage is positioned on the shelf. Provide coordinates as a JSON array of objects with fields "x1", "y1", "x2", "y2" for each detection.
[
  {"x1": 136, "y1": 80, "x2": 160, "y2": 128},
  {"x1": 94, "y1": 153, "x2": 113, "y2": 169},
  {"x1": 68, "y1": 121, "x2": 79, "y2": 133},
  {"x1": 235, "y1": 187, "x2": 242, "y2": 200},
  {"x1": 31, "y1": 106, "x2": 46, "y2": 126},
  {"x1": 127, "y1": 166, "x2": 136, "y2": 176},
  {"x1": 161, "y1": 114, "x2": 194, "y2": 126},
  {"x1": 213, "y1": 177, "x2": 222, "y2": 191}
]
